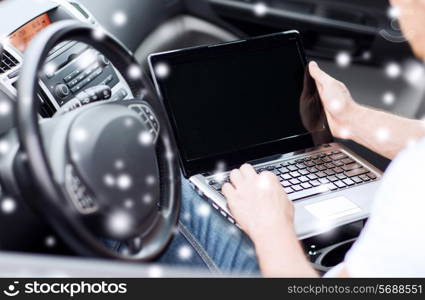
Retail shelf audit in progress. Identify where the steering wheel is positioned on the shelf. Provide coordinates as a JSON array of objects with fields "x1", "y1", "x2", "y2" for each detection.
[{"x1": 16, "y1": 20, "x2": 180, "y2": 261}]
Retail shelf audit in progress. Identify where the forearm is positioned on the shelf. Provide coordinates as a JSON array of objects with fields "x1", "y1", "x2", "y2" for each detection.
[
  {"x1": 346, "y1": 104, "x2": 425, "y2": 160},
  {"x1": 252, "y1": 224, "x2": 318, "y2": 277}
]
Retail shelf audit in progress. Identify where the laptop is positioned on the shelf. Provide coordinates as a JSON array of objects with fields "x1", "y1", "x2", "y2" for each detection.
[{"x1": 148, "y1": 31, "x2": 383, "y2": 239}]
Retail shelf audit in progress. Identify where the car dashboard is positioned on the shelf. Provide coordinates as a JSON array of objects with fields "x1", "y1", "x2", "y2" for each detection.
[{"x1": 0, "y1": 0, "x2": 133, "y2": 118}]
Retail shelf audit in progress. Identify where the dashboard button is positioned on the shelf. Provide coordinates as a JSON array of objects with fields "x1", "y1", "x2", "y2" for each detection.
[
  {"x1": 71, "y1": 84, "x2": 82, "y2": 94},
  {"x1": 101, "y1": 74, "x2": 113, "y2": 86},
  {"x1": 152, "y1": 120, "x2": 159, "y2": 130},
  {"x1": 98, "y1": 54, "x2": 110, "y2": 67},
  {"x1": 76, "y1": 73, "x2": 86, "y2": 82},
  {"x1": 68, "y1": 78, "x2": 79, "y2": 88},
  {"x1": 119, "y1": 89, "x2": 128, "y2": 98},
  {"x1": 64, "y1": 74, "x2": 73, "y2": 82},
  {"x1": 55, "y1": 84, "x2": 70, "y2": 98},
  {"x1": 64, "y1": 69, "x2": 81, "y2": 82},
  {"x1": 87, "y1": 68, "x2": 102, "y2": 81}
]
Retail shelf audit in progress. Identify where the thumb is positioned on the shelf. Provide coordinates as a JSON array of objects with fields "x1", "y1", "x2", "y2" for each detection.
[{"x1": 309, "y1": 61, "x2": 334, "y2": 87}]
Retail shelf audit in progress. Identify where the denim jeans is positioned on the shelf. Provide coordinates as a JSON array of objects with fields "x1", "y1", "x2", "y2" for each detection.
[{"x1": 156, "y1": 178, "x2": 260, "y2": 275}]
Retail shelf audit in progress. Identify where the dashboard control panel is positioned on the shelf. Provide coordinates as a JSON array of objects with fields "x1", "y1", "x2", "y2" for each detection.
[
  {"x1": 0, "y1": 0, "x2": 134, "y2": 117},
  {"x1": 41, "y1": 42, "x2": 120, "y2": 107},
  {"x1": 60, "y1": 85, "x2": 112, "y2": 113}
]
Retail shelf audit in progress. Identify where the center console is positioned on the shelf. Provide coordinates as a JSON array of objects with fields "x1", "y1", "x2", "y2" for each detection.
[{"x1": 0, "y1": 0, "x2": 133, "y2": 117}]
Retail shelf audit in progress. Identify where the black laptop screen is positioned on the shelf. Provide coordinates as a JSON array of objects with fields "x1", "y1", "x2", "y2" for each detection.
[{"x1": 151, "y1": 32, "x2": 331, "y2": 175}]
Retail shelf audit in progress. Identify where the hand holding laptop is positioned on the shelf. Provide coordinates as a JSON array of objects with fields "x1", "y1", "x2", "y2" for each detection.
[
  {"x1": 308, "y1": 61, "x2": 359, "y2": 140},
  {"x1": 309, "y1": 61, "x2": 425, "y2": 160}
]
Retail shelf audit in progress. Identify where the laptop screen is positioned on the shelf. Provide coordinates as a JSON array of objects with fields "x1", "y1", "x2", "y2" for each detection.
[{"x1": 151, "y1": 32, "x2": 331, "y2": 176}]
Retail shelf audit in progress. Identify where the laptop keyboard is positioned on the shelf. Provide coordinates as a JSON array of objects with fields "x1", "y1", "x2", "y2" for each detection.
[{"x1": 208, "y1": 150, "x2": 378, "y2": 201}]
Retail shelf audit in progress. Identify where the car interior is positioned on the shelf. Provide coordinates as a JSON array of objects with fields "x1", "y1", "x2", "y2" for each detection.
[{"x1": 0, "y1": 0, "x2": 423, "y2": 277}]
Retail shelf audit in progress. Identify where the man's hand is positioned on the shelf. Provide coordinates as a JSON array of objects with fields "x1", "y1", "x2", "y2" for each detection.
[
  {"x1": 309, "y1": 61, "x2": 360, "y2": 139},
  {"x1": 309, "y1": 61, "x2": 425, "y2": 159},
  {"x1": 222, "y1": 164, "x2": 294, "y2": 242}
]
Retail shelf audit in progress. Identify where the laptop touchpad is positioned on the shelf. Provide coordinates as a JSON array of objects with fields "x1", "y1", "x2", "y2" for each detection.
[{"x1": 304, "y1": 197, "x2": 361, "y2": 221}]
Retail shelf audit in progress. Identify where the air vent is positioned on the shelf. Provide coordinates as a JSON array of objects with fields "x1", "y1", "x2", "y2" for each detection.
[{"x1": 0, "y1": 49, "x2": 19, "y2": 74}]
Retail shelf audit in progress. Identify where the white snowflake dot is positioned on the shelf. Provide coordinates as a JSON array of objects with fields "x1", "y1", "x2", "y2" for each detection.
[
  {"x1": 117, "y1": 174, "x2": 133, "y2": 190},
  {"x1": 216, "y1": 161, "x2": 226, "y2": 172},
  {"x1": 0, "y1": 140, "x2": 10, "y2": 155},
  {"x1": 178, "y1": 245, "x2": 193, "y2": 261},
  {"x1": 183, "y1": 211, "x2": 191, "y2": 221},
  {"x1": 362, "y1": 51, "x2": 372, "y2": 61},
  {"x1": 407, "y1": 139, "x2": 418, "y2": 148},
  {"x1": 388, "y1": 6, "x2": 400, "y2": 19},
  {"x1": 197, "y1": 203, "x2": 211, "y2": 217},
  {"x1": 112, "y1": 11, "x2": 127, "y2": 26},
  {"x1": 213, "y1": 172, "x2": 226, "y2": 183},
  {"x1": 114, "y1": 159, "x2": 125, "y2": 170},
  {"x1": 376, "y1": 128, "x2": 390, "y2": 142},
  {"x1": 128, "y1": 64, "x2": 142, "y2": 79},
  {"x1": 45, "y1": 236, "x2": 56, "y2": 248},
  {"x1": 155, "y1": 63, "x2": 170, "y2": 79},
  {"x1": 339, "y1": 128, "x2": 351, "y2": 139},
  {"x1": 148, "y1": 266, "x2": 163, "y2": 278},
  {"x1": 71, "y1": 152, "x2": 81, "y2": 162},
  {"x1": 0, "y1": 101, "x2": 11, "y2": 116},
  {"x1": 104, "y1": 174, "x2": 116, "y2": 187},
  {"x1": 124, "y1": 199, "x2": 134, "y2": 209},
  {"x1": 92, "y1": 27, "x2": 106, "y2": 40},
  {"x1": 253, "y1": 2, "x2": 268, "y2": 17},
  {"x1": 139, "y1": 131, "x2": 153, "y2": 146},
  {"x1": 165, "y1": 150, "x2": 174, "y2": 160},
  {"x1": 1, "y1": 198, "x2": 16, "y2": 214},
  {"x1": 382, "y1": 92, "x2": 395, "y2": 106},
  {"x1": 245, "y1": 248, "x2": 256, "y2": 257},
  {"x1": 19, "y1": 153, "x2": 28, "y2": 161},
  {"x1": 142, "y1": 194, "x2": 153, "y2": 205},
  {"x1": 43, "y1": 62, "x2": 57, "y2": 77},
  {"x1": 385, "y1": 62, "x2": 401, "y2": 78},
  {"x1": 404, "y1": 61, "x2": 425, "y2": 86},
  {"x1": 107, "y1": 211, "x2": 133, "y2": 237},
  {"x1": 329, "y1": 99, "x2": 343, "y2": 112},
  {"x1": 146, "y1": 175, "x2": 156, "y2": 186},
  {"x1": 124, "y1": 118, "x2": 135, "y2": 128},
  {"x1": 228, "y1": 225, "x2": 239, "y2": 235},
  {"x1": 172, "y1": 226, "x2": 179, "y2": 235},
  {"x1": 73, "y1": 128, "x2": 88, "y2": 143},
  {"x1": 258, "y1": 175, "x2": 271, "y2": 190},
  {"x1": 336, "y1": 51, "x2": 351, "y2": 68}
]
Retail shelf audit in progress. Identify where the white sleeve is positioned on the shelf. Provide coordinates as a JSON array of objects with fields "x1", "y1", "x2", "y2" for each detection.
[{"x1": 343, "y1": 139, "x2": 425, "y2": 277}]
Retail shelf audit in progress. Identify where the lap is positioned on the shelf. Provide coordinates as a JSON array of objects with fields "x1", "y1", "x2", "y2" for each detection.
[{"x1": 157, "y1": 178, "x2": 260, "y2": 275}]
